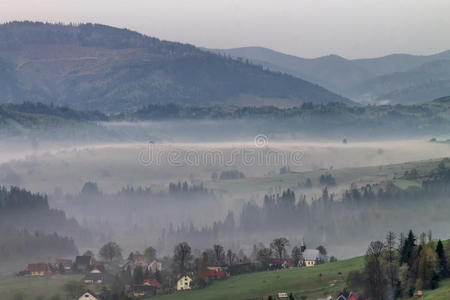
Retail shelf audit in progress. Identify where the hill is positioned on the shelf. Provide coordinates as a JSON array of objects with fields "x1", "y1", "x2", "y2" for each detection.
[
  {"x1": 151, "y1": 241, "x2": 450, "y2": 300},
  {"x1": 0, "y1": 22, "x2": 352, "y2": 112},
  {"x1": 154, "y1": 256, "x2": 365, "y2": 300},
  {"x1": 0, "y1": 186, "x2": 88, "y2": 274},
  {"x1": 209, "y1": 47, "x2": 450, "y2": 104},
  {"x1": 116, "y1": 97, "x2": 450, "y2": 138},
  {"x1": 0, "y1": 102, "x2": 110, "y2": 139},
  {"x1": 207, "y1": 46, "x2": 372, "y2": 94},
  {"x1": 347, "y1": 60, "x2": 450, "y2": 104}
]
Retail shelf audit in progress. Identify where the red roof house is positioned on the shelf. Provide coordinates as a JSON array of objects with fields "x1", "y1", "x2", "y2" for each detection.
[
  {"x1": 199, "y1": 268, "x2": 226, "y2": 279},
  {"x1": 56, "y1": 259, "x2": 72, "y2": 270},
  {"x1": 348, "y1": 293, "x2": 358, "y2": 300},
  {"x1": 28, "y1": 263, "x2": 50, "y2": 276},
  {"x1": 144, "y1": 279, "x2": 163, "y2": 289}
]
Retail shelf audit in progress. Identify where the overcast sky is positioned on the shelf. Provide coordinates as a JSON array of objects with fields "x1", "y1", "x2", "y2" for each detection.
[{"x1": 1, "y1": 0, "x2": 450, "y2": 59}]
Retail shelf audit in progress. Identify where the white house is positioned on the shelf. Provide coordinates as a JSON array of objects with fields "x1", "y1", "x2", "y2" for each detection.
[
  {"x1": 176, "y1": 275, "x2": 192, "y2": 291},
  {"x1": 302, "y1": 249, "x2": 326, "y2": 267},
  {"x1": 149, "y1": 260, "x2": 162, "y2": 273},
  {"x1": 78, "y1": 290, "x2": 99, "y2": 300},
  {"x1": 84, "y1": 268, "x2": 103, "y2": 285}
]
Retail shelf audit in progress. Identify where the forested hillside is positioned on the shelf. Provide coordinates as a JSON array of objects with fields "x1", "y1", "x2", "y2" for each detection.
[
  {"x1": 0, "y1": 102, "x2": 110, "y2": 139},
  {"x1": 210, "y1": 46, "x2": 450, "y2": 104},
  {"x1": 116, "y1": 97, "x2": 450, "y2": 137},
  {"x1": 0, "y1": 186, "x2": 90, "y2": 273},
  {"x1": 0, "y1": 22, "x2": 351, "y2": 112},
  {"x1": 347, "y1": 60, "x2": 450, "y2": 104}
]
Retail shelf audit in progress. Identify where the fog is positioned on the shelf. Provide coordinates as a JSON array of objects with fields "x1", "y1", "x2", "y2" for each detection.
[{"x1": 1, "y1": 121, "x2": 449, "y2": 264}]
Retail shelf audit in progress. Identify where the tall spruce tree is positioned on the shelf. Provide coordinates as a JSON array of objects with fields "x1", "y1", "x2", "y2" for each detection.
[
  {"x1": 436, "y1": 240, "x2": 448, "y2": 278},
  {"x1": 401, "y1": 230, "x2": 416, "y2": 266}
]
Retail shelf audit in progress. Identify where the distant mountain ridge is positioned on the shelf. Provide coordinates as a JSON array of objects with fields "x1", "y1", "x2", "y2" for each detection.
[
  {"x1": 208, "y1": 46, "x2": 450, "y2": 104},
  {"x1": 0, "y1": 22, "x2": 352, "y2": 112}
]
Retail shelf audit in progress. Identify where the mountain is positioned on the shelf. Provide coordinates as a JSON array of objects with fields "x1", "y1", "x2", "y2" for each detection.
[
  {"x1": 0, "y1": 22, "x2": 352, "y2": 112},
  {"x1": 207, "y1": 46, "x2": 372, "y2": 93},
  {"x1": 209, "y1": 46, "x2": 450, "y2": 104},
  {"x1": 347, "y1": 59, "x2": 450, "y2": 104}
]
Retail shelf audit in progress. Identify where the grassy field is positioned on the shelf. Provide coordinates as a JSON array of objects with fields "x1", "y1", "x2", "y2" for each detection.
[
  {"x1": 0, "y1": 274, "x2": 82, "y2": 300},
  {"x1": 422, "y1": 279, "x2": 450, "y2": 300},
  {"x1": 207, "y1": 157, "x2": 444, "y2": 195},
  {"x1": 152, "y1": 256, "x2": 365, "y2": 300}
]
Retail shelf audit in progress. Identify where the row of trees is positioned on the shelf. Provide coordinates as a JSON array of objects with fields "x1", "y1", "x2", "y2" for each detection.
[
  {"x1": 171, "y1": 238, "x2": 328, "y2": 275},
  {"x1": 164, "y1": 159, "x2": 450, "y2": 251}
]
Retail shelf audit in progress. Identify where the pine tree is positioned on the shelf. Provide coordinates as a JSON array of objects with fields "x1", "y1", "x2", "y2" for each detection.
[
  {"x1": 400, "y1": 230, "x2": 416, "y2": 266},
  {"x1": 436, "y1": 240, "x2": 448, "y2": 278}
]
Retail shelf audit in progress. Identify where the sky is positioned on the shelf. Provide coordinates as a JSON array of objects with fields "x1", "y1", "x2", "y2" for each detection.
[{"x1": 1, "y1": 0, "x2": 450, "y2": 59}]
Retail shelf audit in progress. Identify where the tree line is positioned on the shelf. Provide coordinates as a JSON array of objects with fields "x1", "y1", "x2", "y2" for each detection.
[{"x1": 358, "y1": 230, "x2": 449, "y2": 300}]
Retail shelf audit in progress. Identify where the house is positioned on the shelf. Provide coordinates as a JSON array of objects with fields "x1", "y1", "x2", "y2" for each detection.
[
  {"x1": 199, "y1": 266, "x2": 226, "y2": 279},
  {"x1": 335, "y1": 292, "x2": 358, "y2": 300},
  {"x1": 28, "y1": 263, "x2": 50, "y2": 276},
  {"x1": 302, "y1": 249, "x2": 326, "y2": 267},
  {"x1": 123, "y1": 253, "x2": 148, "y2": 272},
  {"x1": 84, "y1": 268, "x2": 103, "y2": 285},
  {"x1": 176, "y1": 275, "x2": 192, "y2": 291},
  {"x1": 130, "y1": 252, "x2": 148, "y2": 268},
  {"x1": 86, "y1": 264, "x2": 105, "y2": 273},
  {"x1": 78, "y1": 290, "x2": 99, "y2": 300},
  {"x1": 348, "y1": 292, "x2": 358, "y2": 300},
  {"x1": 133, "y1": 284, "x2": 157, "y2": 298},
  {"x1": 144, "y1": 279, "x2": 163, "y2": 290},
  {"x1": 75, "y1": 256, "x2": 93, "y2": 271},
  {"x1": 56, "y1": 259, "x2": 72, "y2": 271},
  {"x1": 148, "y1": 260, "x2": 162, "y2": 273},
  {"x1": 270, "y1": 258, "x2": 295, "y2": 269}
]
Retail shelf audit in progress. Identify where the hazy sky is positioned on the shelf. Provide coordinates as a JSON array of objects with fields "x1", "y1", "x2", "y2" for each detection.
[{"x1": 1, "y1": 0, "x2": 450, "y2": 59}]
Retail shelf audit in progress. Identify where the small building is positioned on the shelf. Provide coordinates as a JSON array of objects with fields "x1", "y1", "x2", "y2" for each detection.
[
  {"x1": 84, "y1": 268, "x2": 103, "y2": 285},
  {"x1": 135, "y1": 253, "x2": 147, "y2": 266},
  {"x1": 75, "y1": 256, "x2": 93, "y2": 271},
  {"x1": 78, "y1": 290, "x2": 100, "y2": 300},
  {"x1": 56, "y1": 259, "x2": 72, "y2": 271},
  {"x1": 348, "y1": 293, "x2": 358, "y2": 300},
  {"x1": 270, "y1": 258, "x2": 295, "y2": 269},
  {"x1": 129, "y1": 252, "x2": 148, "y2": 268},
  {"x1": 28, "y1": 263, "x2": 50, "y2": 276},
  {"x1": 277, "y1": 292, "x2": 289, "y2": 299},
  {"x1": 176, "y1": 275, "x2": 192, "y2": 291},
  {"x1": 144, "y1": 279, "x2": 163, "y2": 290},
  {"x1": 133, "y1": 284, "x2": 157, "y2": 298},
  {"x1": 199, "y1": 267, "x2": 226, "y2": 280},
  {"x1": 302, "y1": 249, "x2": 326, "y2": 267},
  {"x1": 148, "y1": 260, "x2": 162, "y2": 273}
]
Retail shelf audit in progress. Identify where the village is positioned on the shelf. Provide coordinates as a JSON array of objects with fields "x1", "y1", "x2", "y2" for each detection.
[{"x1": 16, "y1": 238, "x2": 352, "y2": 300}]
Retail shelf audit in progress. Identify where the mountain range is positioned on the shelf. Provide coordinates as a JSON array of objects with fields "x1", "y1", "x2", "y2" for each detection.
[
  {"x1": 208, "y1": 46, "x2": 450, "y2": 104},
  {"x1": 0, "y1": 22, "x2": 352, "y2": 112}
]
